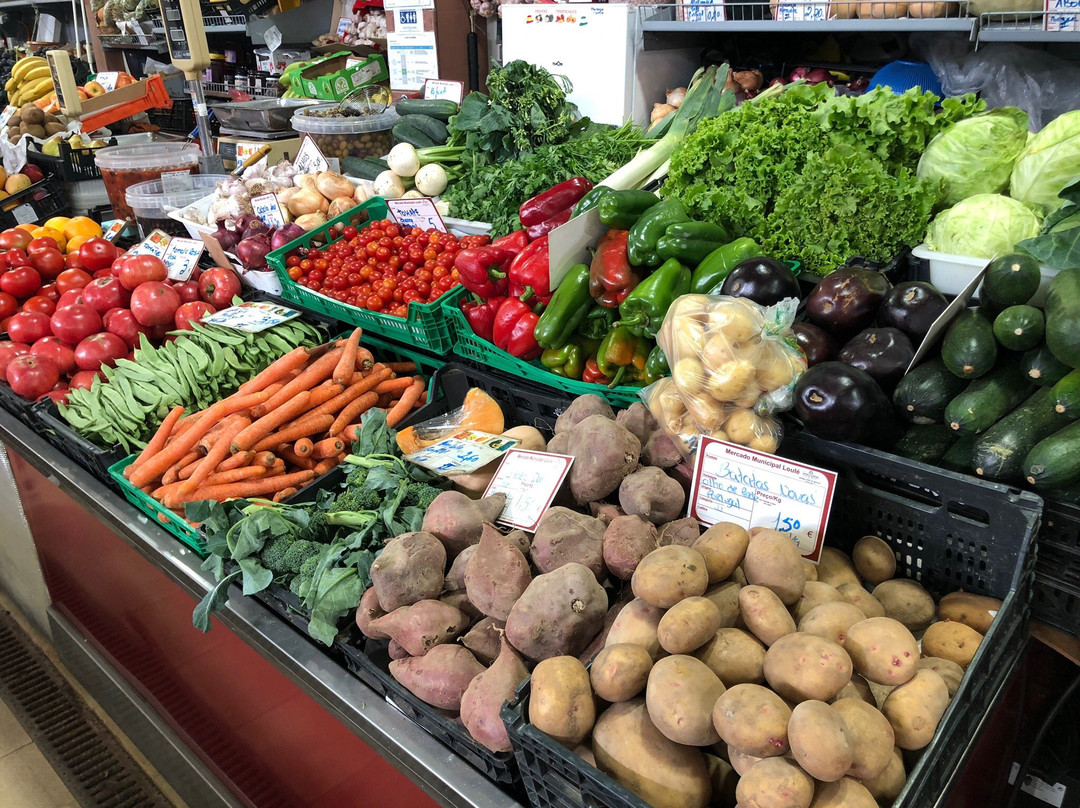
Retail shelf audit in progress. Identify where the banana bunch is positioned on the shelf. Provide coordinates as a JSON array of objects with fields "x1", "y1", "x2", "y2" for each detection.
[
  {"x1": 6, "y1": 57, "x2": 54, "y2": 107},
  {"x1": 277, "y1": 58, "x2": 310, "y2": 93}
]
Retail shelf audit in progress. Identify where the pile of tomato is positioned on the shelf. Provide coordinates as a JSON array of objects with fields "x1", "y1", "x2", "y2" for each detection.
[{"x1": 283, "y1": 221, "x2": 489, "y2": 317}]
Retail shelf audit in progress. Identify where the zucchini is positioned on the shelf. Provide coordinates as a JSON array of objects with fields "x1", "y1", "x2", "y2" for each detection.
[
  {"x1": 341, "y1": 155, "x2": 388, "y2": 181},
  {"x1": 1052, "y1": 370, "x2": 1080, "y2": 418},
  {"x1": 1044, "y1": 266, "x2": 1080, "y2": 370},
  {"x1": 941, "y1": 434, "x2": 978, "y2": 474},
  {"x1": 893, "y1": 358, "x2": 968, "y2": 424},
  {"x1": 972, "y1": 387, "x2": 1073, "y2": 482},
  {"x1": 992, "y1": 305, "x2": 1044, "y2": 351},
  {"x1": 392, "y1": 122, "x2": 439, "y2": 149},
  {"x1": 944, "y1": 356, "x2": 1032, "y2": 437},
  {"x1": 1021, "y1": 344, "x2": 1072, "y2": 387},
  {"x1": 982, "y1": 252, "x2": 1041, "y2": 308},
  {"x1": 1024, "y1": 421, "x2": 1080, "y2": 489},
  {"x1": 397, "y1": 114, "x2": 449, "y2": 144},
  {"x1": 941, "y1": 308, "x2": 997, "y2": 380},
  {"x1": 894, "y1": 424, "x2": 956, "y2": 465},
  {"x1": 395, "y1": 98, "x2": 459, "y2": 121}
]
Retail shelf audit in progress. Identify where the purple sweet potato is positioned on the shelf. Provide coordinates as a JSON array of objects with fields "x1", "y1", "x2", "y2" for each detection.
[
  {"x1": 370, "y1": 531, "x2": 446, "y2": 612},
  {"x1": 505, "y1": 563, "x2": 608, "y2": 662},
  {"x1": 440, "y1": 590, "x2": 482, "y2": 621},
  {"x1": 466, "y1": 523, "x2": 532, "y2": 620},
  {"x1": 619, "y1": 467, "x2": 686, "y2": 525},
  {"x1": 658, "y1": 517, "x2": 701, "y2": 548},
  {"x1": 616, "y1": 402, "x2": 660, "y2": 446},
  {"x1": 555, "y1": 394, "x2": 614, "y2": 434},
  {"x1": 505, "y1": 529, "x2": 531, "y2": 555},
  {"x1": 444, "y1": 545, "x2": 476, "y2": 593},
  {"x1": 602, "y1": 515, "x2": 659, "y2": 581},
  {"x1": 643, "y1": 432, "x2": 682, "y2": 469},
  {"x1": 461, "y1": 617, "x2": 504, "y2": 665},
  {"x1": 547, "y1": 432, "x2": 570, "y2": 454},
  {"x1": 369, "y1": 599, "x2": 469, "y2": 657},
  {"x1": 460, "y1": 637, "x2": 529, "y2": 751},
  {"x1": 356, "y1": 586, "x2": 388, "y2": 639},
  {"x1": 567, "y1": 415, "x2": 641, "y2": 505},
  {"x1": 531, "y1": 507, "x2": 607, "y2": 581},
  {"x1": 422, "y1": 491, "x2": 507, "y2": 556},
  {"x1": 389, "y1": 644, "x2": 485, "y2": 711}
]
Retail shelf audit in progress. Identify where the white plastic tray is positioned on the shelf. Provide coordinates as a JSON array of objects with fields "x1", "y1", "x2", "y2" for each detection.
[{"x1": 911, "y1": 243, "x2": 1058, "y2": 305}]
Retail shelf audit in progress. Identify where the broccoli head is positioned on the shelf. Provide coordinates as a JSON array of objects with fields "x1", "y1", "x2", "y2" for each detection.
[
  {"x1": 332, "y1": 485, "x2": 381, "y2": 513},
  {"x1": 290, "y1": 553, "x2": 324, "y2": 596},
  {"x1": 259, "y1": 536, "x2": 295, "y2": 574},
  {"x1": 404, "y1": 482, "x2": 442, "y2": 510},
  {"x1": 283, "y1": 539, "x2": 322, "y2": 574}
]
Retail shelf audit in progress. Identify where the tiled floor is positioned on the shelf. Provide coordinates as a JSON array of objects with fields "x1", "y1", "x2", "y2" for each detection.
[{"x1": 0, "y1": 700, "x2": 79, "y2": 808}]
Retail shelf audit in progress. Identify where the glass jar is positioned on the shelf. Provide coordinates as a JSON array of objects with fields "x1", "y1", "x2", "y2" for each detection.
[{"x1": 233, "y1": 66, "x2": 249, "y2": 94}]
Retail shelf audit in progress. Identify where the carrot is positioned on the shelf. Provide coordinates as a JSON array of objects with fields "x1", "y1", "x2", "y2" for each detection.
[
  {"x1": 278, "y1": 447, "x2": 315, "y2": 470},
  {"x1": 162, "y1": 451, "x2": 200, "y2": 485},
  {"x1": 250, "y1": 347, "x2": 345, "y2": 417},
  {"x1": 310, "y1": 437, "x2": 344, "y2": 460},
  {"x1": 126, "y1": 406, "x2": 184, "y2": 477},
  {"x1": 253, "y1": 414, "x2": 336, "y2": 452},
  {"x1": 197, "y1": 413, "x2": 247, "y2": 455},
  {"x1": 329, "y1": 391, "x2": 379, "y2": 436},
  {"x1": 387, "y1": 379, "x2": 425, "y2": 427},
  {"x1": 173, "y1": 413, "x2": 201, "y2": 436},
  {"x1": 273, "y1": 487, "x2": 298, "y2": 503},
  {"x1": 384, "y1": 361, "x2": 417, "y2": 374},
  {"x1": 179, "y1": 417, "x2": 252, "y2": 495},
  {"x1": 305, "y1": 381, "x2": 346, "y2": 412},
  {"x1": 354, "y1": 346, "x2": 374, "y2": 370},
  {"x1": 313, "y1": 457, "x2": 341, "y2": 475},
  {"x1": 416, "y1": 391, "x2": 428, "y2": 407},
  {"x1": 305, "y1": 366, "x2": 390, "y2": 420},
  {"x1": 231, "y1": 391, "x2": 313, "y2": 453},
  {"x1": 334, "y1": 328, "x2": 363, "y2": 385},
  {"x1": 217, "y1": 450, "x2": 254, "y2": 473},
  {"x1": 374, "y1": 377, "x2": 416, "y2": 395},
  {"x1": 205, "y1": 466, "x2": 267, "y2": 486},
  {"x1": 235, "y1": 346, "x2": 311, "y2": 396},
  {"x1": 185, "y1": 469, "x2": 316, "y2": 503},
  {"x1": 252, "y1": 451, "x2": 278, "y2": 468},
  {"x1": 267, "y1": 459, "x2": 287, "y2": 475},
  {"x1": 340, "y1": 423, "x2": 362, "y2": 443},
  {"x1": 293, "y1": 438, "x2": 314, "y2": 457}
]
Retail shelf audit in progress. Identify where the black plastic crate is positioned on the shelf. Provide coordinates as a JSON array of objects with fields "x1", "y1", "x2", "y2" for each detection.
[
  {"x1": 25, "y1": 138, "x2": 112, "y2": 183},
  {"x1": 502, "y1": 431, "x2": 1042, "y2": 808},
  {"x1": 0, "y1": 378, "x2": 38, "y2": 428},
  {"x1": 34, "y1": 398, "x2": 127, "y2": 489},
  {"x1": 0, "y1": 175, "x2": 69, "y2": 229},
  {"x1": 440, "y1": 360, "x2": 574, "y2": 436},
  {"x1": 1031, "y1": 573, "x2": 1080, "y2": 636},
  {"x1": 147, "y1": 98, "x2": 197, "y2": 135},
  {"x1": 1032, "y1": 496, "x2": 1080, "y2": 635}
]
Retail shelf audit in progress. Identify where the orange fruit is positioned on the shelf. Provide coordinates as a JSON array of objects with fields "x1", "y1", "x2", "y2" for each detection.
[
  {"x1": 43, "y1": 216, "x2": 71, "y2": 234},
  {"x1": 395, "y1": 388, "x2": 504, "y2": 455},
  {"x1": 63, "y1": 216, "x2": 103, "y2": 241},
  {"x1": 31, "y1": 226, "x2": 66, "y2": 251},
  {"x1": 16, "y1": 223, "x2": 36, "y2": 233},
  {"x1": 65, "y1": 234, "x2": 90, "y2": 255}
]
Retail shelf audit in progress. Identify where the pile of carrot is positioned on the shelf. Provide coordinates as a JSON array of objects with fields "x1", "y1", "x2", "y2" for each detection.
[{"x1": 122, "y1": 328, "x2": 427, "y2": 513}]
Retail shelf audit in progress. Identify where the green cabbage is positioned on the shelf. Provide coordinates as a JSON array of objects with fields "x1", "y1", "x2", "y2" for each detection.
[
  {"x1": 925, "y1": 194, "x2": 1042, "y2": 258},
  {"x1": 1010, "y1": 110, "x2": 1080, "y2": 215},
  {"x1": 917, "y1": 107, "x2": 1029, "y2": 207}
]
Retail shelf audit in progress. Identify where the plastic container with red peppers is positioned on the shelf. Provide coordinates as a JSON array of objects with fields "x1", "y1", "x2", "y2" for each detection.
[{"x1": 95, "y1": 142, "x2": 202, "y2": 221}]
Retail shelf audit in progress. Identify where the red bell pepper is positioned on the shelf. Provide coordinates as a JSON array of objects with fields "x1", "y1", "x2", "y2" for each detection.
[
  {"x1": 526, "y1": 208, "x2": 572, "y2": 241},
  {"x1": 519, "y1": 177, "x2": 593, "y2": 228},
  {"x1": 589, "y1": 229, "x2": 639, "y2": 308},
  {"x1": 583, "y1": 357, "x2": 612, "y2": 385},
  {"x1": 493, "y1": 298, "x2": 542, "y2": 360},
  {"x1": 460, "y1": 295, "x2": 506, "y2": 343},
  {"x1": 491, "y1": 230, "x2": 529, "y2": 258},
  {"x1": 508, "y1": 236, "x2": 551, "y2": 305},
  {"x1": 454, "y1": 246, "x2": 511, "y2": 300}
]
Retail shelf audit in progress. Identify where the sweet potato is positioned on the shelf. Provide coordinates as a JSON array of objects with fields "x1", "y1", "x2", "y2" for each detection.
[
  {"x1": 643, "y1": 432, "x2": 682, "y2": 469},
  {"x1": 591, "y1": 644, "x2": 653, "y2": 702},
  {"x1": 444, "y1": 545, "x2": 475, "y2": 593},
  {"x1": 421, "y1": 491, "x2": 507, "y2": 556},
  {"x1": 788, "y1": 700, "x2": 854, "y2": 782},
  {"x1": 579, "y1": 591, "x2": 633, "y2": 664},
  {"x1": 547, "y1": 432, "x2": 570, "y2": 454},
  {"x1": 658, "y1": 517, "x2": 701, "y2": 547},
  {"x1": 530, "y1": 656, "x2": 595, "y2": 747},
  {"x1": 531, "y1": 507, "x2": 607, "y2": 581},
  {"x1": 370, "y1": 531, "x2": 447, "y2": 612},
  {"x1": 696, "y1": 627, "x2": 766, "y2": 686},
  {"x1": 504, "y1": 529, "x2": 531, "y2": 556},
  {"x1": 388, "y1": 639, "x2": 408, "y2": 660},
  {"x1": 388, "y1": 644, "x2": 484, "y2": 710},
  {"x1": 658, "y1": 597, "x2": 721, "y2": 654},
  {"x1": 505, "y1": 563, "x2": 607, "y2": 661},
  {"x1": 647, "y1": 655, "x2": 725, "y2": 746},
  {"x1": 603, "y1": 515, "x2": 659, "y2": 580},
  {"x1": 743, "y1": 529, "x2": 807, "y2": 606},
  {"x1": 616, "y1": 401, "x2": 660, "y2": 446},
  {"x1": 465, "y1": 523, "x2": 531, "y2": 620},
  {"x1": 619, "y1": 467, "x2": 686, "y2": 525},
  {"x1": 555, "y1": 394, "x2": 614, "y2": 434},
  {"x1": 460, "y1": 637, "x2": 529, "y2": 751},
  {"x1": 632, "y1": 545, "x2": 709, "y2": 608},
  {"x1": 369, "y1": 599, "x2": 469, "y2": 657},
  {"x1": 735, "y1": 757, "x2": 814, "y2": 808},
  {"x1": 356, "y1": 586, "x2": 387, "y2": 639},
  {"x1": 739, "y1": 585, "x2": 796, "y2": 646},
  {"x1": 712, "y1": 683, "x2": 792, "y2": 757},
  {"x1": 461, "y1": 617, "x2": 503, "y2": 666},
  {"x1": 440, "y1": 590, "x2": 481, "y2": 621},
  {"x1": 606, "y1": 597, "x2": 664, "y2": 659},
  {"x1": 567, "y1": 415, "x2": 641, "y2": 504},
  {"x1": 693, "y1": 522, "x2": 749, "y2": 583}
]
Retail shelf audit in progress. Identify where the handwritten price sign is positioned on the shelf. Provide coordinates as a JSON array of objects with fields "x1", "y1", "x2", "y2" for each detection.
[
  {"x1": 483, "y1": 449, "x2": 574, "y2": 531},
  {"x1": 386, "y1": 197, "x2": 446, "y2": 232}
]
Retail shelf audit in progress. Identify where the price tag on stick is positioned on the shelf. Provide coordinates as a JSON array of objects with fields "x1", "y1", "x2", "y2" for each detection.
[
  {"x1": 251, "y1": 192, "x2": 286, "y2": 228},
  {"x1": 293, "y1": 135, "x2": 329, "y2": 174},
  {"x1": 386, "y1": 197, "x2": 446, "y2": 232},
  {"x1": 483, "y1": 449, "x2": 574, "y2": 532},
  {"x1": 162, "y1": 237, "x2": 205, "y2": 281},
  {"x1": 688, "y1": 437, "x2": 838, "y2": 562},
  {"x1": 127, "y1": 229, "x2": 172, "y2": 259}
]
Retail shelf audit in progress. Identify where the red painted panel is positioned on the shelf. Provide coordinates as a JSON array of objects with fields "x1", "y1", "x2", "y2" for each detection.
[{"x1": 8, "y1": 452, "x2": 437, "y2": 808}]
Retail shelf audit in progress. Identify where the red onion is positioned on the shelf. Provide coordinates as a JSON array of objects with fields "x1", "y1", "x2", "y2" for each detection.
[
  {"x1": 236, "y1": 234, "x2": 271, "y2": 270},
  {"x1": 213, "y1": 219, "x2": 240, "y2": 251},
  {"x1": 805, "y1": 68, "x2": 834, "y2": 86},
  {"x1": 789, "y1": 66, "x2": 809, "y2": 82},
  {"x1": 235, "y1": 213, "x2": 263, "y2": 234},
  {"x1": 769, "y1": 77, "x2": 787, "y2": 87},
  {"x1": 271, "y1": 223, "x2": 306, "y2": 252}
]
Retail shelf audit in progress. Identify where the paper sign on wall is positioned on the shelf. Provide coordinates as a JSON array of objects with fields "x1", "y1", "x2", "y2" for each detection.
[
  {"x1": 483, "y1": 450, "x2": 574, "y2": 532},
  {"x1": 423, "y1": 79, "x2": 464, "y2": 104},
  {"x1": 293, "y1": 135, "x2": 329, "y2": 174},
  {"x1": 387, "y1": 197, "x2": 446, "y2": 232},
  {"x1": 393, "y1": 8, "x2": 425, "y2": 31},
  {"x1": 251, "y1": 193, "x2": 286, "y2": 228},
  {"x1": 128, "y1": 229, "x2": 172, "y2": 259},
  {"x1": 386, "y1": 31, "x2": 438, "y2": 91},
  {"x1": 688, "y1": 437, "x2": 837, "y2": 562},
  {"x1": 162, "y1": 237, "x2": 204, "y2": 281}
]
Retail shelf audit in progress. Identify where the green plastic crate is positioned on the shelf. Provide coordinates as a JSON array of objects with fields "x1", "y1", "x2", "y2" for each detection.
[
  {"x1": 266, "y1": 198, "x2": 463, "y2": 355},
  {"x1": 441, "y1": 294, "x2": 646, "y2": 409}
]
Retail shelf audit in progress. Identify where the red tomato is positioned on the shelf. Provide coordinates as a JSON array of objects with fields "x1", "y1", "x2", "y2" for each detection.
[
  {"x1": 198, "y1": 267, "x2": 242, "y2": 309},
  {"x1": 172, "y1": 280, "x2": 201, "y2": 303},
  {"x1": 64, "y1": 252, "x2": 84, "y2": 270},
  {"x1": 7, "y1": 311, "x2": 51, "y2": 343},
  {"x1": 0, "y1": 292, "x2": 16, "y2": 319},
  {"x1": 103, "y1": 309, "x2": 151, "y2": 349},
  {"x1": 6, "y1": 354, "x2": 59, "y2": 400},
  {"x1": 0, "y1": 229, "x2": 31, "y2": 251},
  {"x1": 78, "y1": 238, "x2": 118, "y2": 272},
  {"x1": 30, "y1": 336, "x2": 77, "y2": 375},
  {"x1": 69, "y1": 369, "x2": 104, "y2": 390},
  {"x1": 56, "y1": 290, "x2": 88, "y2": 310},
  {"x1": 81, "y1": 277, "x2": 131, "y2": 315},
  {"x1": 149, "y1": 323, "x2": 171, "y2": 342},
  {"x1": 130, "y1": 282, "x2": 180, "y2": 327},
  {"x1": 0, "y1": 266, "x2": 41, "y2": 299},
  {"x1": 50, "y1": 304, "x2": 102, "y2": 345},
  {"x1": 21, "y1": 296, "x2": 55, "y2": 316},
  {"x1": 56, "y1": 268, "x2": 92, "y2": 293},
  {"x1": 173, "y1": 301, "x2": 216, "y2": 331},
  {"x1": 41, "y1": 389, "x2": 69, "y2": 404},
  {"x1": 0, "y1": 341, "x2": 30, "y2": 378},
  {"x1": 74, "y1": 332, "x2": 127, "y2": 370},
  {"x1": 38, "y1": 283, "x2": 59, "y2": 303},
  {"x1": 27, "y1": 237, "x2": 58, "y2": 254},
  {"x1": 119, "y1": 255, "x2": 167, "y2": 291},
  {"x1": 5, "y1": 249, "x2": 29, "y2": 268},
  {"x1": 29, "y1": 248, "x2": 64, "y2": 280}
]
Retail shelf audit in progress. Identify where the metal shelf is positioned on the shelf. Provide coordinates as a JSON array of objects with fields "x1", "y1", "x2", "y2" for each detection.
[
  {"x1": 0, "y1": 0, "x2": 74, "y2": 7},
  {"x1": 978, "y1": 11, "x2": 1080, "y2": 41},
  {"x1": 152, "y1": 13, "x2": 248, "y2": 34}
]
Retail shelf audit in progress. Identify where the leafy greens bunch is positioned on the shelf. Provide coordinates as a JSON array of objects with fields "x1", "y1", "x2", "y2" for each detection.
[{"x1": 191, "y1": 410, "x2": 448, "y2": 645}]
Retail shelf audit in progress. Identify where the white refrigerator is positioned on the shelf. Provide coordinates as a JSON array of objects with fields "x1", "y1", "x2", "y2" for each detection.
[{"x1": 500, "y1": 5, "x2": 699, "y2": 128}]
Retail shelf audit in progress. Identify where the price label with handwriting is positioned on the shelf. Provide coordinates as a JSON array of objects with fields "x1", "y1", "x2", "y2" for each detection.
[
  {"x1": 386, "y1": 197, "x2": 446, "y2": 232},
  {"x1": 483, "y1": 449, "x2": 574, "y2": 532},
  {"x1": 162, "y1": 237, "x2": 205, "y2": 281},
  {"x1": 294, "y1": 135, "x2": 329, "y2": 175},
  {"x1": 202, "y1": 300, "x2": 301, "y2": 332},
  {"x1": 688, "y1": 437, "x2": 837, "y2": 562},
  {"x1": 127, "y1": 229, "x2": 172, "y2": 259},
  {"x1": 405, "y1": 430, "x2": 519, "y2": 475},
  {"x1": 251, "y1": 192, "x2": 286, "y2": 228},
  {"x1": 423, "y1": 79, "x2": 464, "y2": 103}
]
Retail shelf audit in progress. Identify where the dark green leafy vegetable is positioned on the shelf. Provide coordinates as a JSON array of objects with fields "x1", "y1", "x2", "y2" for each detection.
[{"x1": 1019, "y1": 178, "x2": 1080, "y2": 271}]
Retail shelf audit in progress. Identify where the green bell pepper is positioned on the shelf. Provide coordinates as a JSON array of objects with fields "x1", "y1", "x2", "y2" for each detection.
[
  {"x1": 689, "y1": 237, "x2": 762, "y2": 294},
  {"x1": 627, "y1": 199, "x2": 688, "y2": 267},
  {"x1": 572, "y1": 185, "x2": 609, "y2": 217},
  {"x1": 657, "y1": 221, "x2": 730, "y2": 266},
  {"x1": 577, "y1": 304, "x2": 616, "y2": 341},
  {"x1": 597, "y1": 326, "x2": 651, "y2": 387},
  {"x1": 598, "y1": 190, "x2": 660, "y2": 230},
  {"x1": 645, "y1": 345, "x2": 669, "y2": 381},
  {"x1": 534, "y1": 263, "x2": 592, "y2": 350},
  {"x1": 540, "y1": 337, "x2": 600, "y2": 380},
  {"x1": 614, "y1": 258, "x2": 691, "y2": 338}
]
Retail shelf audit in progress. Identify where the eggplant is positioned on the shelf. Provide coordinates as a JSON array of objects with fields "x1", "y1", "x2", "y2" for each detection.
[
  {"x1": 791, "y1": 322, "x2": 837, "y2": 367},
  {"x1": 805, "y1": 267, "x2": 892, "y2": 337},
  {"x1": 793, "y1": 361, "x2": 896, "y2": 446},
  {"x1": 877, "y1": 281, "x2": 948, "y2": 346},
  {"x1": 720, "y1": 257, "x2": 800, "y2": 306},
  {"x1": 838, "y1": 327, "x2": 915, "y2": 395}
]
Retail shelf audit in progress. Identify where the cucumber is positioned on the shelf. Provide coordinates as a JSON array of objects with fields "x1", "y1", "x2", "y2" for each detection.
[
  {"x1": 395, "y1": 98, "x2": 459, "y2": 121},
  {"x1": 944, "y1": 357, "x2": 1032, "y2": 436},
  {"x1": 392, "y1": 122, "x2": 439, "y2": 149},
  {"x1": 1044, "y1": 266, "x2": 1080, "y2": 370},
  {"x1": 941, "y1": 308, "x2": 997, "y2": 379},
  {"x1": 1021, "y1": 344, "x2": 1072, "y2": 387},
  {"x1": 1024, "y1": 421, "x2": 1080, "y2": 489},
  {"x1": 981, "y1": 252, "x2": 1041, "y2": 308},
  {"x1": 397, "y1": 114, "x2": 449, "y2": 144},
  {"x1": 992, "y1": 305, "x2": 1044, "y2": 351},
  {"x1": 972, "y1": 387, "x2": 1074, "y2": 481},
  {"x1": 341, "y1": 155, "x2": 388, "y2": 181},
  {"x1": 893, "y1": 358, "x2": 968, "y2": 424},
  {"x1": 1052, "y1": 370, "x2": 1080, "y2": 418},
  {"x1": 941, "y1": 434, "x2": 978, "y2": 473},
  {"x1": 894, "y1": 424, "x2": 956, "y2": 465}
]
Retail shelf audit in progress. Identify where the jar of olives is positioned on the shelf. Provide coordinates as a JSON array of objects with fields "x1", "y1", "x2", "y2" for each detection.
[{"x1": 290, "y1": 103, "x2": 398, "y2": 161}]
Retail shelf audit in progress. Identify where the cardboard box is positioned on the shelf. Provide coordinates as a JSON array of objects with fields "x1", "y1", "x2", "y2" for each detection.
[{"x1": 296, "y1": 50, "x2": 390, "y2": 101}]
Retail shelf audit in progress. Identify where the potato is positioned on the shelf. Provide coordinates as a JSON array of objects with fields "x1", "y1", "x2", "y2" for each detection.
[
  {"x1": 937, "y1": 591, "x2": 1002, "y2": 635},
  {"x1": 735, "y1": 757, "x2": 814, "y2": 808},
  {"x1": 696, "y1": 627, "x2": 766, "y2": 686},
  {"x1": 593, "y1": 700, "x2": 711, "y2": 808},
  {"x1": 831, "y1": 698, "x2": 895, "y2": 780},
  {"x1": 807, "y1": 777, "x2": 877, "y2": 808},
  {"x1": 832, "y1": 674, "x2": 875, "y2": 706},
  {"x1": 867, "y1": 680, "x2": 895, "y2": 710},
  {"x1": 872, "y1": 579, "x2": 935, "y2": 632},
  {"x1": 798, "y1": 602, "x2": 867, "y2": 645},
  {"x1": 817, "y1": 547, "x2": 860, "y2": 588},
  {"x1": 836, "y1": 583, "x2": 885, "y2": 619},
  {"x1": 703, "y1": 581, "x2": 742, "y2": 627},
  {"x1": 530, "y1": 506, "x2": 607, "y2": 581},
  {"x1": 647, "y1": 655, "x2": 726, "y2": 746},
  {"x1": 591, "y1": 644, "x2": 653, "y2": 702},
  {"x1": 712, "y1": 683, "x2": 792, "y2": 757},
  {"x1": 567, "y1": 415, "x2": 641, "y2": 504},
  {"x1": 921, "y1": 621, "x2": 983, "y2": 669},
  {"x1": 632, "y1": 545, "x2": 709, "y2": 608},
  {"x1": 673, "y1": 356, "x2": 706, "y2": 395},
  {"x1": 530, "y1": 656, "x2": 595, "y2": 747},
  {"x1": 603, "y1": 515, "x2": 659, "y2": 580},
  {"x1": 764, "y1": 633, "x2": 852, "y2": 703},
  {"x1": 388, "y1": 645, "x2": 484, "y2": 710},
  {"x1": 882, "y1": 669, "x2": 949, "y2": 750},
  {"x1": 861, "y1": 746, "x2": 906, "y2": 803},
  {"x1": 803, "y1": 559, "x2": 819, "y2": 582},
  {"x1": 370, "y1": 531, "x2": 446, "y2": 611},
  {"x1": 843, "y1": 617, "x2": 919, "y2": 687},
  {"x1": 789, "y1": 700, "x2": 854, "y2": 782},
  {"x1": 505, "y1": 563, "x2": 607, "y2": 662},
  {"x1": 555, "y1": 394, "x2": 614, "y2": 433},
  {"x1": 852, "y1": 536, "x2": 896, "y2": 584},
  {"x1": 606, "y1": 598, "x2": 664, "y2": 659},
  {"x1": 705, "y1": 755, "x2": 739, "y2": 808},
  {"x1": 918, "y1": 656, "x2": 964, "y2": 697},
  {"x1": 658, "y1": 597, "x2": 722, "y2": 654},
  {"x1": 792, "y1": 581, "x2": 845, "y2": 623},
  {"x1": 726, "y1": 744, "x2": 763, "y2": 776},
  {"x1": 739, "y1": 585, "x2": 797, "y2": 646},
  {"x1": 743, "y1": 529, "x2": 807, "y2": 607},
  {"x1": 620, "y1": 467, "x2": 686, "y2": 525}
]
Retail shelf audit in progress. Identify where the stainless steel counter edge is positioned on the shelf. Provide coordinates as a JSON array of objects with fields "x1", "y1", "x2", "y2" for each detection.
[{"x1": 0, "y1": 410, "x2": 522, "y2": 808}]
